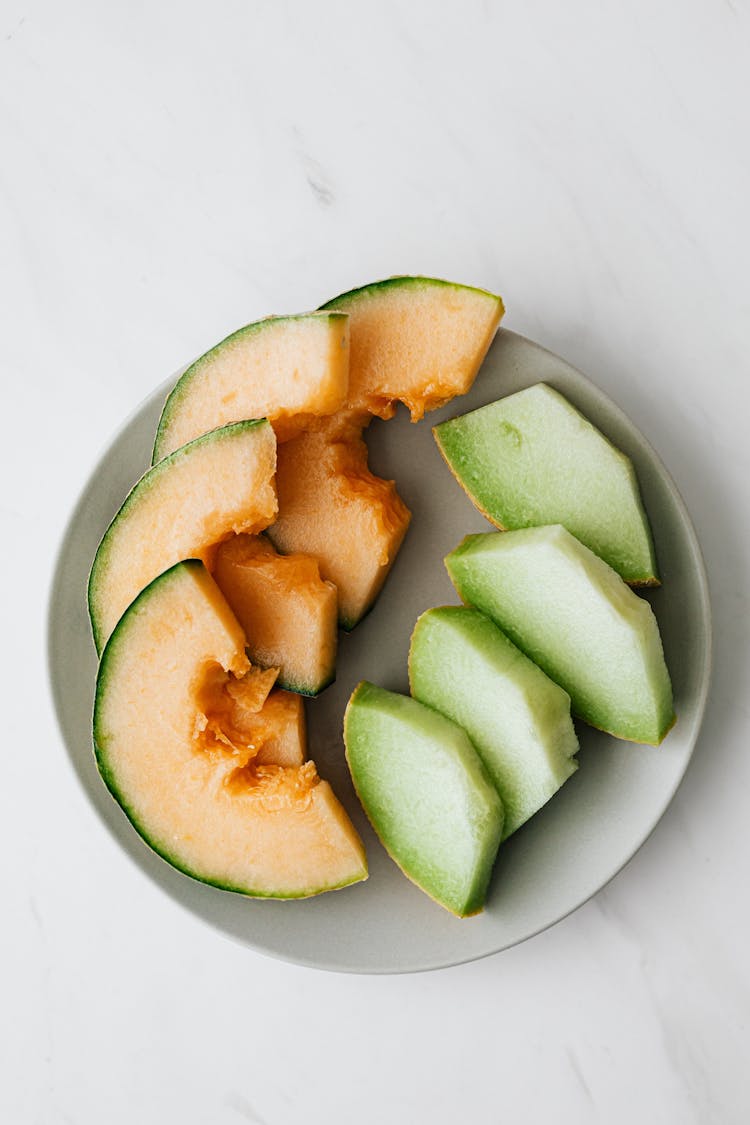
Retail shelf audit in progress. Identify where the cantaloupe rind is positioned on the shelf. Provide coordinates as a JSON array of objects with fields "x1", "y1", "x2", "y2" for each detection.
[
  {"x1": 152, "y1": 311, "x2": 350, "y2": 462},
  {"x1": 321, "y1": 276, "x2": 504, "y2": 421},
  {"x1": 88, "y1": 419, "x2": 277, "y2": 654},
  {"x1": 94, "y1": 560, "x2": 368, "y2": 898}
]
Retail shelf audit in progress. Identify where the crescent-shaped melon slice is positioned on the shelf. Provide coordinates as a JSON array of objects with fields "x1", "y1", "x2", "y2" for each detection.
[
  {"x1": 321, "y1": 276, "x2": 504, "y2": 421},
  {"x1": 152, "y1": 311, "x2": 350, "y2": 461},
  {"x1": 93, "y1": 560, "x2": 367, "y2": 898},
  {"x1": 88, "y1": 419, "x2": 277, "y2": 654}
]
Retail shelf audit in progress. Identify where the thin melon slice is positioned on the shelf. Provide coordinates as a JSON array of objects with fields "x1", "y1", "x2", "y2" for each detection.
[
  {"x1": 88, "y1": 419, "x2": 276, "y2": 654},
  {"x1": 434, "y1": 383, "x2": 659, "y2": 584},
  {"x1": 321, "y1": 276, "x2": 504, "y2": 421},
  {"x1": 152, "y1": 312, "x2": 350, "y2": 461},
  {"x1": 94, "y1": 560, "x2": 367, "y2": 897},
  {"x1": 267, "y1": 425, "x2": 411, "y2": 629},
  {"x1": 446, "y1": 526, "x2": 675, "y2": 745},
  {"x1": 409, "y1": 606, "x2": 578, "y2": 839},
  {"x1": 344, "y1": 682, "x2": 503, "y2": 916},
  {"x1": 212, "y1": 534, "x2": 337, "y2": 696}
]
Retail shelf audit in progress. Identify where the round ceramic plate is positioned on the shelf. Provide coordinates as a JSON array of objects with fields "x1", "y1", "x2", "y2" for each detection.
[{"x1": 48, "y1": 329, "x2": 711, "y2": 974}]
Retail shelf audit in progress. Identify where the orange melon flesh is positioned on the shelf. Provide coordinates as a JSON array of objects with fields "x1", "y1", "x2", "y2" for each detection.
[
  {"x1": 93, "y1": 561, "x2": 367, "y2": 897},
  {"x1": 212, "y1": 534, "x2": 338, "y2": 696},
  {"x1": 88, "y1": 420, "x2": 277, "y2": 654},
  {"x1": 322, "y1": 277, "x2": 504, "y2": 421},
  {"x1": 196, "y1": 664, "x2": 306, "y2": 768},
  {"x1": 267, "y1": 426, "x2": 412, "y2": 630},
  {"x1": 152, "y1": 312, "x2": 350, "y2": 462}
]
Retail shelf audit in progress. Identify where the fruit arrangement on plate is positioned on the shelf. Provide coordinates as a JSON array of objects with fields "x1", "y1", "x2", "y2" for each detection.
[{"x1": 87, "y1": 276, "x2": 674, "y2": 918}]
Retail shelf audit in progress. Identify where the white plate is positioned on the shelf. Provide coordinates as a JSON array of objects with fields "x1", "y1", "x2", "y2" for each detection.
[{"x1": 48, "y1": 329, "x2": 711, "y2": 973}]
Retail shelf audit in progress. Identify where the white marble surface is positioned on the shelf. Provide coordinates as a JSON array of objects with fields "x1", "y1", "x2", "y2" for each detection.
[{"x1": 3, "y1": 0, "x2": 749, "y2": 1120}]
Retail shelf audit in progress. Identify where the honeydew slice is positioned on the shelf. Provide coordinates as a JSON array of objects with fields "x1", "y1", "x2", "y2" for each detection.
[
  {"x1": 434, "y1": 383, "x2": 658, "y2": 584},
  {"x1": 409, "y1": 606, "x2": 579, "y2": 838},
  {"x1": 267, "y1": 423, "x2": 411, "y2": 629},
  {"x1": 152, "y1": 312, "x2": 350, "y2": 461},
  {"x1": 88, "y1": 419, "x2": 276, "y2": 654},
  {"x1": 446, "y1": 526, "x2": 675, "y2": 746},
  {"x1": 344, "y1": 682, "x2": 503, "y2": 916},
  {"x1": 321, "y1": 276, "x2": 504, "y2": 421},
  {"x1": 212, "y1": 534, "x2": 338, "y2": 696},
  {"x1": 94, "y1": 560, "x2": 367, "y2": 897}
]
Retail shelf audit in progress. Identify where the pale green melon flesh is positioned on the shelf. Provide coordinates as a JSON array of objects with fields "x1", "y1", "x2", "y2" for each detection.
[
  {"x1": 408, "y1": 606, "x2": 579, "y2": 839},
  {"x1": 88, "y1": 420, "x2": 277, "y2": 654},
  {"x1": 446, "y1": 526, "x2": 675, "y2": 745},
  {"x1": 153, "y1": 312, "x2": 350, "y2": 461},
  {"x1": 321, "y1": 276, "x2": 504, "y2": 421},
  {"x1": 434, "y1": 383, "x2": 658, "y2": 584},
  {"x1": 94, "y1": 561, "x2": 367, "y2": 897},
  {"x1": 344, "y1": 681, "x2": 503, "y2": 916}
]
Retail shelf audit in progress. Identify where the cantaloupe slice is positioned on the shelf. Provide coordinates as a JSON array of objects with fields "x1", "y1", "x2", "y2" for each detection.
[
  {"x1": 266, "y1": 424, "x2": 412, "y2": 630},
  {"x1": 93, "y1": 560, "x2": 367, "y2": 897},
  {"x1": 88, "y1": 420, "x2": 277, "y2": 654},
  {"x1": 212, "y1": 534, "x2": 338, "y2": 696},
  {"x1": 152, "y1": 312, "x2": 350, "y2": 461},
  {"x1": 322, "y1": 276, "x2": 504, "y2": 421},
  {"x1": 263, "y1": 277, "x2": 502, "y2": 629}
]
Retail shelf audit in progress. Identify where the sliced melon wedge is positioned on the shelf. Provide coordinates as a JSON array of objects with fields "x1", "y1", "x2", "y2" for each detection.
[
  {"x1": 94, "y1": 561, "x2": 367, "y2": 898},
  {"x1": 434, "y1": 383, "x2": 659, "y2": 585},
  {"x1": 321, "y1": 276, "x2": 504, "y2": 421},
  {"x1": 344, "y1": 681, "x2": 503, "y2": 916},
  {"x1": 212, "y1": 534, "x2": 338, "y2": 696},
  {"x1": 88, "y1": 420, "x2": 277, "y2": 654},
  {"x1": 152, "y1": 312, "x2": 350, "y2": 461},
  {"x1": 409, "y1": 606, "x2": 579, "y2": 839},
  {"x1": 267, "y1": 423, "x2": 412, "y2": 629},
  {"x1": 446, "y1": 526, "x2": 675, "y2": 746}
]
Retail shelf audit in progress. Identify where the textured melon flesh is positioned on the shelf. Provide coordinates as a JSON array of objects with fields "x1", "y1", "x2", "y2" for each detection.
[
  {"x1": 88, "y1": 420, "x2": 277, "y2": 654},
  {"x1": 196, "y1": 663, "x2": 306, "y2": 768},
  {"x1": 153, "y1": 312, "x2": 350, "y2": 461},
  {"x1": 409, "y1": 607, "x2": 579, "y2": 839},
  {"x1": 446, "y1": 526, "x2": 675, "y2": 746},
  {"x1": 212, "y1": 535, "x2": 338, "y2": 695},
  {"x1": 434, "y1": 383, "x2": 659, "y2": 585},
  {"x1": 344, "y1": 682, "x2": 503, "y2": 916},
  {"x1": 322, "y1": 277, "x2": 504, "y2": 421},
  {"x1": 267, "y1": 425, "x2": 411, "y2": 629},
  {"x1": 94, "y1": 562, "x2": 367, "y2": 897}
]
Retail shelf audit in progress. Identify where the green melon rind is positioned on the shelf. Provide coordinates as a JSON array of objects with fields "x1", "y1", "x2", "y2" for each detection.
[
  {"x1": 152, "y1": 312, "x2": 348, "y2": 466},
  {"x1": 93, "y1": 560, "x2": 364, "y2": 899},
  {"x1": 408, "y1": 606, "x2": 579, "y2": 840},
  {"x1": 320, "y1": 275, "x2": 503, "y2": 312},
  {"x1": 88, "y1": 419, "x2": 271, "y2": 656},
  {"x1": 344, "y1": 681, "x2": 504, "y2": 917},
  {"x1": 274, "y1": 667, "x2": 336, "y2": 698},
  {"x1": 433, "y1": 383, "x2": 659, "y2": 585},
  {"x1": 445, "y1": 526, "x2": 675, "y2": 746}
]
